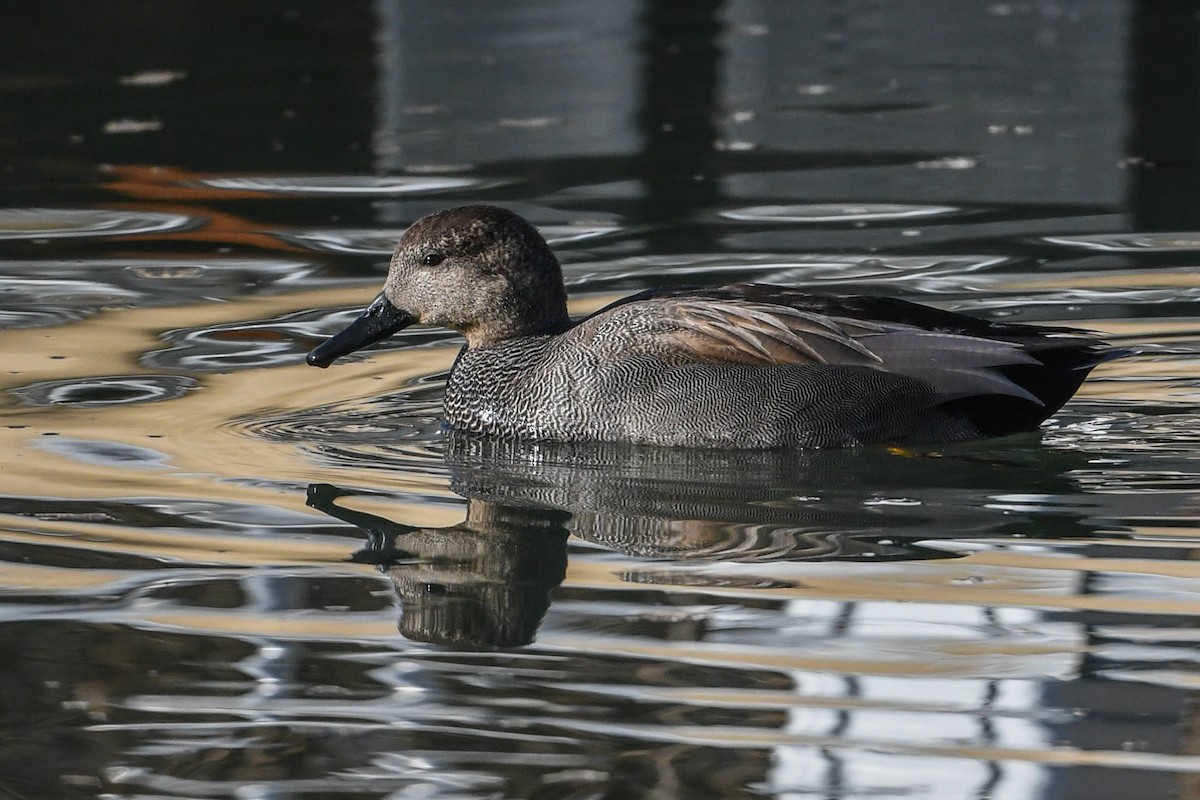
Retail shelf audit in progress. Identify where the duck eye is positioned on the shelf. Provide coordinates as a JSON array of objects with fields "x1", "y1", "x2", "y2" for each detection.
[{"x1": 421, "y1": 251, "x2": 444, "y2": 266}]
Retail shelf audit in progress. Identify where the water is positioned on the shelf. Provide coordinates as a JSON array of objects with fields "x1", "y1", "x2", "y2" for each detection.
[{"x1": 1, "y1": 2, "x2": 1199, "y2": 798}]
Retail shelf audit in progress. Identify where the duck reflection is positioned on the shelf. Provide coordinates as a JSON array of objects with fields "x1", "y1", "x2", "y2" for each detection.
[
  {"x1": 309, "y1": 433, "x2": 1093, "y2": 649},
  {"x1": 308, "y1": 483, "x2": 569, "y2": 649},
  {"x1": 441, "y1": 434, "x2": 1060, "y2": 560}
]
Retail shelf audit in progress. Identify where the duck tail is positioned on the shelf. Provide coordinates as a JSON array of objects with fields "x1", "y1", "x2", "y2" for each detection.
[{"x1": 955, "y1": 339, "x2": 1127, "y2": 437}]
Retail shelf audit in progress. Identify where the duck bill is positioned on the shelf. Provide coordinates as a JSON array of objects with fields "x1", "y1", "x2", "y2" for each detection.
[{"x1": 307, "y1": 293, "x2": 416, "y2": 368}]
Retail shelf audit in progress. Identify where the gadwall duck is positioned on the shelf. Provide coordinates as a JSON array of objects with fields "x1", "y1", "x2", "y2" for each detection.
[{"x1": 308, "y1": 205, "x2": 1121, "y2": 448}]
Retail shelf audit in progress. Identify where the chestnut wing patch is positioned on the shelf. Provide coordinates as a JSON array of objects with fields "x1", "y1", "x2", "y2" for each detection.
[
  {"x1": 583, "y1": 298, "x2": 883, "y2": 366},
  {"x1": 578, "y1": 297, "x2": 1044, "y2": 403}
]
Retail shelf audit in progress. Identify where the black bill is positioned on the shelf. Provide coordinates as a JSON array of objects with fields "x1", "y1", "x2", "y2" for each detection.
[{"x1": 307, "y1": 293, "x2": 416, "y2": 368}]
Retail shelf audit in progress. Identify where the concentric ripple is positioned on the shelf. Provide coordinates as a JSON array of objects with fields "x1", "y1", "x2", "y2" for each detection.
[
  {"x1": 144, "y1": 320, "x2": 315, "y2": 371},
  {"x1": 240, "y1": 383, "x2": 448, "y2": 476},
  {"x1": 0, "y1": 208, "x2": 197, "y2": 240},
  {"x1": 10, "y1": 375, "x2": 198, "y2": 407},
  {"x1": 143, "y1": 308, "x2": 457, "y2": 372}
]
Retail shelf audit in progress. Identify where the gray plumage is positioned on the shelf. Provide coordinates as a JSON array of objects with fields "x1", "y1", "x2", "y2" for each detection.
[{"x1": 308, "y1": 205, "x2": 1123, "y2": 448}]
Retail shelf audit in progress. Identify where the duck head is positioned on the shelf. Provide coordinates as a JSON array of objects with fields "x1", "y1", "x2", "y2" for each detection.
[{"x1": 307, "y1": 205, "x2": 571, "y2": 367}]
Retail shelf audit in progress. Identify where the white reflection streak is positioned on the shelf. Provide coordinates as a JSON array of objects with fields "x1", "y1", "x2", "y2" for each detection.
[{"x1": 767, "y1": 598, "x2": 1066, "y2": 798}]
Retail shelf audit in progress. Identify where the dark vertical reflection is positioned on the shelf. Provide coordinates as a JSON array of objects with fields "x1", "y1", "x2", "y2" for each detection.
[
  {"x1": 1128, "y1": 0, "x2": 1200, "y2": 229},
  {"x1": 0, "y1": 0, "x2": 376, "y2": 172},
  {"x1": 1043, "y1": 579, "x2": 1185, "y2": 800},
  {"x1": 635, "y1": 0, "x2": 724, "y2": 251}
]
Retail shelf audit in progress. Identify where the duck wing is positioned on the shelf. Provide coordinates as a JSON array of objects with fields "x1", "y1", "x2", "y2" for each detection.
[
  {"x1": 578, "y1": 283, "x2": 1119, "y2": 419},
  {"x1": 603, "y1": 283, "x2": 1096, "y2": 347},
  {"x1": 586, "y1": 296, "x2": 886, "y2": 367}
]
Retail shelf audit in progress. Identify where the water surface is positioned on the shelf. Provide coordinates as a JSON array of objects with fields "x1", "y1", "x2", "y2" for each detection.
[{"x1": 1, "y1": 2, "x2": 1199, "y2": 799}]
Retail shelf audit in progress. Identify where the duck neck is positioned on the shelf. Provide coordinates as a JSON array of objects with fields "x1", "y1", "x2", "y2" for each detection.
[{"x1": 463, "y1": 296, "x2": 572, "y2": 349}]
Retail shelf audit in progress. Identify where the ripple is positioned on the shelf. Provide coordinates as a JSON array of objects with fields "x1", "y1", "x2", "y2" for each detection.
[
  {"x1": 568, "y1": 253, "x2": 1008, "y2": 289},
  {"x1": 243, "y1": 385, "x2": 447, "y2": 475},
  {"x1": 102, "y1": 118, "x2": 162, "y2": 135},
  {"x1": 0, "y1": 208, "x2": 197, "y2": 240},
  {"x1": 914, "y1": 155, "x2": 978, "y2": 169},
  {"x1": 0, "y1": 276, "x2": 140, "y2": 306},
  {"x1": 247, "y1": 380, "x2": 445, "y2": 445},
  {"x1": 34, "y1": 436, "x2": 170, "y2": 469},
  {"x1": 539, "y1": 223, "x2": 625, "y2": 245},
  {"x1": 0, "y1": 259, "x2": 323, "y2": 328},
  {"x1": 117, "y1": 258, "x2": 324, "y2": 302},
  {"x1": 121, "y1": 258, "x2": 316, "y2": 285},
  {"x1": 196, "y1": 174, "x2": 505, "y2": 196},
  {"x1": 1043, "y1": 233, "x2": 1200, "y2": 252},
  {"x1": 0, "y1": 308, "x2": 90, "y2": 329},
  {"x1": 718, "y1": 203, "x2": 960, "y2": 223},
  {"x1": 281, "y1": 222, "x2": 622, "y2": 255},
  {"x1": 0, "y1": 258, "x2": 319, "y2": 308},
  {"x1": 276, "y1": 229, "x2": 399, "y2": 255},
  {"x1": 142, "y1": 309, "x2": 455, "y2": 371},
  {"x1": 146, "y1": 321, "x2": 311, "y2": 371},
  {"x1": 620, "y1": 570, "x2": 796, "y2": 589},
  {"x1": 10, "y1": 375, "x2": 198, "y2": 407},
  {"x1": 118, "y1": 70, "x2": 187, "y2": 87}
]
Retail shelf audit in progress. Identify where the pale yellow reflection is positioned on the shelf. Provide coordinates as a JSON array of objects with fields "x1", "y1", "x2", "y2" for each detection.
[
  {"x1": 999, "y1": 267, "x2": 1200, "y2": 291},
  {"x1": 0, "y1": 287, "x2": 458, "y2": 518},
  {"x1": 567, "y1": 555, "x2": 1200, "y2": 620},
  {"x1": 0, "y1": 284, "x2": 1196, "y2": 628}
]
